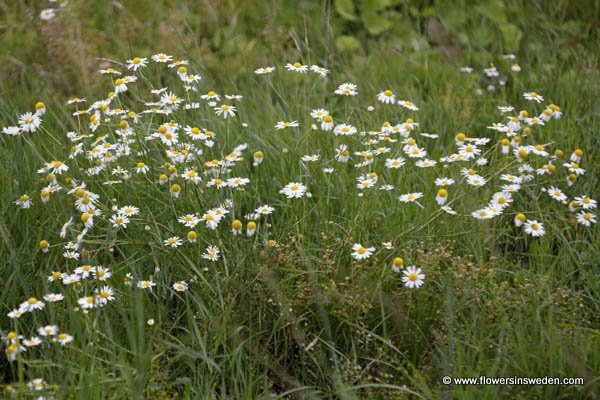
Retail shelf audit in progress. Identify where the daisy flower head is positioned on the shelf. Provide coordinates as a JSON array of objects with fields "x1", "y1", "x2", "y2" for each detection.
[
  {"x1": 15, "y1": 194, "x2": 32, "y2": 209},
  {"x1": 164, "y1": 236, "x2": 183, "y2": 248},
  {"x1": 335, "y1": 82, "x2": 358, "y2": 96},
  {"x1": 2, "y1": 126, "x2": 21, "y2": 136},
  {"x1": 301, "y1": 154, "x2": 320, "y2": 162},
  {"x1": 310, "y1": 108, "x2": 329, "y2": 120},
  {"x1": 563, "y1": 162, "x2": 585, "y2": 176},
  {"x1": 255, "y1": 204, "x2": 275, "y2": 216},
  {"x1": 310, "y1": 65, "x2": 329, "y2": 77},
  {"x1": 576, "y1": 211, "x2": 596, "y2": 227},
  {"x1": 127, "y1": 57, "x2": 148, "y2": 71},
  {"x1": 40, "y1": 8, "x2": 56, "y2": 21},
  {"x1": 23, "y1": 336, "x2": 42, "y2": 347},
  {"x1": 19, "y1": 297, "x2": 45, "y2": 313},
  {"x1": 173, "y1": 281, "x2": 188, "y2": 292},
  {"x1": 43, "y1": 293, "x2": 64, "y2": 302},
  {"x1": 137, "y1": 280, "x2": 156, "y2": 290},
  {"x1": 321, "y1": 115, "x2": 334, "y2": 131},
  {"x1": 114, "y1": 78, "x2": 128, "y2": 94},
  {"x1": 377, "y1": 90, "x2": 395, "y2": 104},
  {"x1": 78, "y1": 295, "x2": 98, "y2": 309},
  {"x1": 385, "y1": 158, "x2": 405, "y2": 169},
  {"x1": 99, "y1": 67, "x2": 121, "y2": 75},
  {"x1": 391, "y1": 257, "x2": 404, "y2": 272},
  {"x1": 471, "y1": 207, "x2": 496, "y2": 220},
  {"x1": 214, "y1": 104, "x2": 237, "y2": 119},
  {"x1": 202, "y1": 245, "x2": 220, "y2": 261},
  {"x1": 170, "y1": 184, "x2": 181, "y2": 198},
  {"x1": 28, "y1": 378, "x2": 47, "y2": 391},
  {"x1": 119, "y1": 205, "x2": 140, "y2": 216},
  {"x1": 38, "y1": 325, "x2": 58, "y2": 337},
  {"x1": 93, "y1": 266, "x2": 111, "y2": 281},
  {"x1": 231, "y1": 219, "x2": 243, "y2": 235},
  {"x1": 402, "y1": 266, "x2": 425, "y2": 288},
  {"x1": 570, "y1": 148, "x2": 583, "y2": 163},
  {"x1": 178, "y1": 214, "x2": 199, "y2": 228},
  {"x1": 96, "y1": 286, "x2": 115, "y2": 303},
  {"x1": 135, "y1": 162, "x2": 149, "y2": 174},
  {"x1": 397, "y1": 100, "x2": 419, "y2": 111},
  {"x1": 19, "y1": 112, "x2": 42, "y2": 132},
  {"x1": 490, "y1": 192, "x2": 513, "y2": 209},
  {"x1": 415, "y1": 159, "x2": 436, "y2": 168},
  {"x1": 281, "y1": 182, "x2": 307, "y2": 199},
  {"x1": 574, "y1": 195, "x2": 597, "y2": 210},
  {"x1": 333, "y1": 123, "x2": 357, "y2": 136},
  {"x1": 441, "y1": 206, "x2": 457, "y2": 215},
  {"x1": 201, "y1": 90, "x2": 220, "y2": 101},
  {"x1": 202, "y1": 211, "x2": 221, "y2": 230},
  {"x1": 255, "y1": 66, "x2": 275, "y2": 75},
  {"x1": 54, "y1": 332, "x2": 74, "y2": 346},
  {"x1": 351, "y1": 243, "x2": 375, "y2": 260},
  {"x1": 523, "y1": 91, "x2": 544, "y2": 103},
  {"x1": 498, "y1": 105, "x2": 515, "y2": 113},
  {"x1": 110, "y1": 214, "x2": 130, "y2": 228},
  {"x1": 513, "y1": 213, "x2": 525, "y2": 227},
  {"x1": 275, "y1": 121, "x2": 299, "y2": 130},
  {"x1": 152, "y1": 53, "x2": 173, "y2": 63},
  {"x1": 286, "y1": 62, "x2": 308, "y2": 73},
  {"x1": 435, "y1": 177, "x2": 455, "y2": 186},
  {"x1": 436, "y1": 189, "x2": 448, "y2": 206},
  {"x1": 399, "y1": 192, "x2": 424, "y2": 203},
  {"x1": 547, "y1": 186, "x2": 567, "y2": 202},
  {"x1": 466, "y1": 175, "x2": 487, "y2": 187},
  {"x1": 524, "y1": 220, "x2": 545, "y2": 237}
]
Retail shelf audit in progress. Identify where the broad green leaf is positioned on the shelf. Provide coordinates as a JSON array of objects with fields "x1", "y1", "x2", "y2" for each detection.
[
  {"x1": 335, "y1": 35, "x2": 361, "y2": 52},
  {"x1": 360, "y1": 0, "x2": 390, "y2": 12},
  {"x1": 499, "y1": 23, "x2": 523, "y2": 52},
  {"x1": 362, "y1": 10, "x2": 392, "y2": 36},
  {"x1": 335, "y1": 0, "x2": 357, "y2": 21}
]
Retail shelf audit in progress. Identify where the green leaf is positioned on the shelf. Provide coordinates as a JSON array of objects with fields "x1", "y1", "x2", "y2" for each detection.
[
  {"x1": 335, "y1": 35, "x2": 361, "y2": 52},
  {"x1": 360, "y1": 0, "x2": 390, "y2": 12},
  {"x1": 362, "y1": 10, "x2": 392, "y2": 36},
  {"x1": 499, "y1": 23, "x2": 522, "y2": 51},
  {"x1": 477, "y1": 0, "x2": 507, "y2": 24},
  {"x1": 335, "y1": 0, "x2": 357, "y2": 21}
]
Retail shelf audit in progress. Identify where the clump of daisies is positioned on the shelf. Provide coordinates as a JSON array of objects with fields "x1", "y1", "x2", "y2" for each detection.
[{"x1": 1, "y1": 50, "x2": 596, "y2": 393}]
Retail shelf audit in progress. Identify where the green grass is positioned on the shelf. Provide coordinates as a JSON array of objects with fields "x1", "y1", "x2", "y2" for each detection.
[{"x1": 1, "y1": 1, "x2": 599, "y2": 399}]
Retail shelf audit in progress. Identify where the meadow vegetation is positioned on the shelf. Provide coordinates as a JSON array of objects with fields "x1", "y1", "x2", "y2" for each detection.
[{"x1": 0, "y1": 1, "x2": 599, "y2": 399}]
